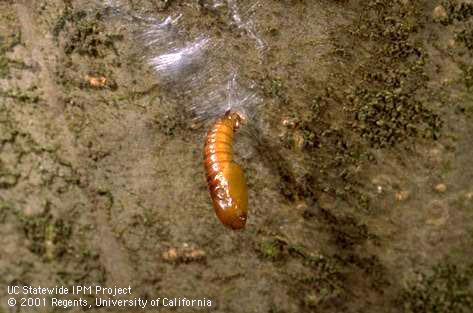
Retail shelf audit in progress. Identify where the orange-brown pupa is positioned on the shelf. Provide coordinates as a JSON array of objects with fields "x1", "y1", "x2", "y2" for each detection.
[{"x1": 203, "y1": 111, "x2": 248, "y2": 229}]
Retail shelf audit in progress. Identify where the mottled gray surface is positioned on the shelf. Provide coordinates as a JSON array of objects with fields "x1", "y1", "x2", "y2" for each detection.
[{"x1": 0, "y1": 1, "x2": 472, "y2": 313}]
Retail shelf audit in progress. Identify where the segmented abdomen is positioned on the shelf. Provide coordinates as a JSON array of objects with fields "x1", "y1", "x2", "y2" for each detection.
[{"x1": 204, "y1": 112, "x2": 248, "y2": 230}]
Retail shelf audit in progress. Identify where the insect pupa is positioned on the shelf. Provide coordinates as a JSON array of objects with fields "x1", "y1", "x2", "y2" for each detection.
[{"x1": 204, "y1": 111, "x2": 248, "y2": 229}]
